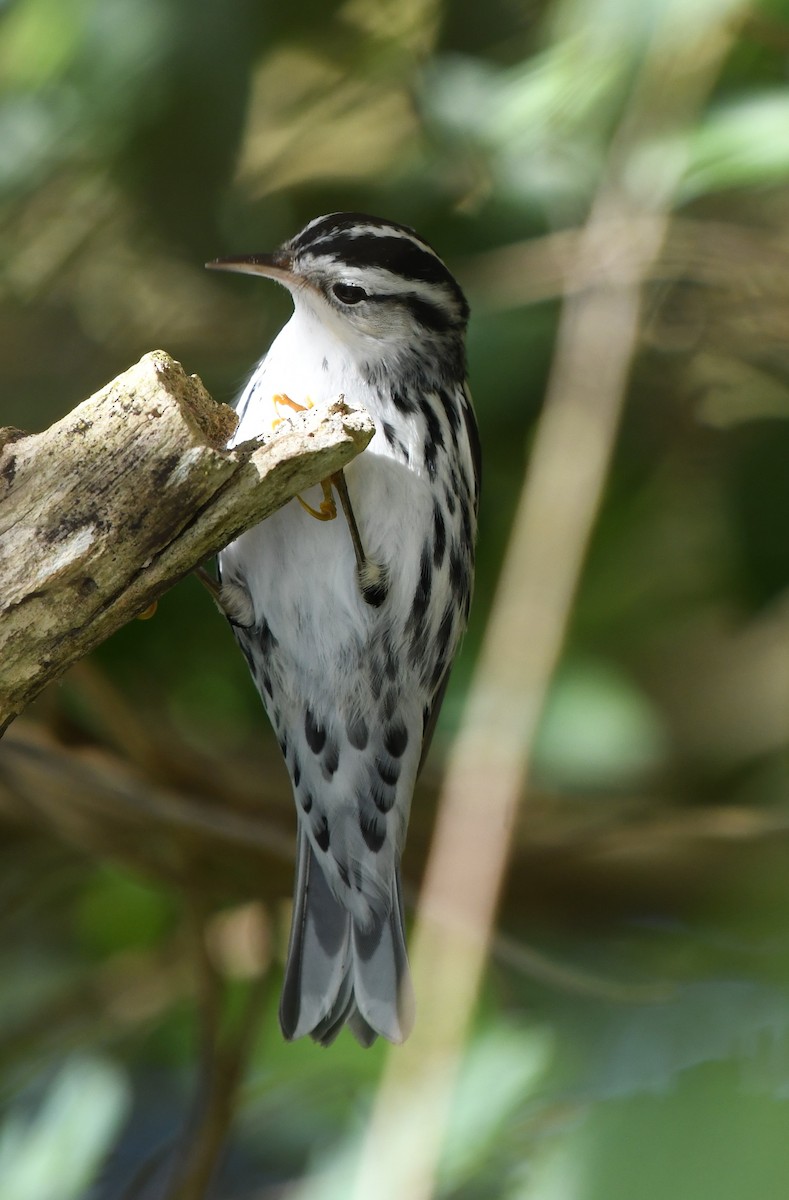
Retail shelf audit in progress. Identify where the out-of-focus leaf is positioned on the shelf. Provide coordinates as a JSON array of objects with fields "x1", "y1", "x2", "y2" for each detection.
[
  {"x1": 534, "y1": 658, "x2": 669, "y2": 790},
  {"x1": 677, "y1": 92, "x2": 789, "y2": 199},
  {"x1": 0, "y1": 0, "x2": 86, "y2": 87},
  {"x1": 284, "y1": 1024, "x2": 552, "y2": 1200},
  {"x1": 75, "y1": 865, "x2": 174, "y2": 955},
  {"x1": 565, "y1": 980, "x2": 789, "y2": 1101},
  {"x1": 436, "y1": 1025, "x2": 552, "y2": 1192},
  {"x1": 421, "y1": 49, "x2": 622, "y2": 210},
  {"x1": 694, "y1": 354, "x2": 789, "y2": 429},
  {"x1": 0, "y1": 1057, "x2": 130, "y2": 1200},
  {"x1": 522, "y1": 1053, "x2": 789, "y2": 1200},
  {"x1": 551, "y1": 0, "x2": 746, "y2": 54}
]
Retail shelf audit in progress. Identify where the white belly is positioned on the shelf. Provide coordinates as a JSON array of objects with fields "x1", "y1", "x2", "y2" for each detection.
[{"x1": 219, "y1": 310, "x2": 433, "y2": 695}]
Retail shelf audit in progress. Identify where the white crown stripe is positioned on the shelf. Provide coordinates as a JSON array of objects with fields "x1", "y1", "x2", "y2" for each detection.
[
  {"x1": 293, "y1": 214, "x2": 443, "y2": 262},
  {"x1": 310, "y1": 224, "x2": 443, "y2": 262}
]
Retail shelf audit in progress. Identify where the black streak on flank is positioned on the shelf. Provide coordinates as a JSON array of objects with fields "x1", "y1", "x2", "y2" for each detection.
[
  {"x1": 421, "y1": 400, "x2": 444, "y2": 482},
  {"x1": 361, "y1": 815, "x2": 386, "y2": 853},
  {"x1": 293, "y1": 758, "x2": 302, "y2": 788},
  {"x1": 391, "y1": 389, "x2": 418, "y2": 416},
  {"x1": 376, "y1": 756, "x2": 400, "y2": 787},
  {"x1": 432, "y1": 498, "x2": 446, "y2": 568},
  {"x1": 460, "y1": 496, "x2": 473, "y2": 547},
  {"x1": 370, "y1": 779, "x2": 396, "y2": 814},
  {"x1": 444, "y1": 484, "x2": 456, "y2": 516},
  {"x1": 301, "y1": 790, "x2": 313, "y2": 813},
  {"x1": 439, "y1": 388, "x2": 462, "y2": 439},
  {"x1": 323, "y1": 740, "x2": 340, "y2": 777},
  {"x1": 258, "y1": 617, "x2": 277, "y2": 656},
  {"x1": 462, "y1": 397, "x2": 482, "y2": 504},
  {"x1": 314, "y1": 816, "x2": 331, "y2": 852},
  {"x1": 429, "y1": 603, "x2": 456, "y2": 691},
  {"x1": 381, "y1": 420, "x2": 410, "y2": 467},
  {"x1": 435, "y1": 602, "x2": 455, "y2": 663},
  {"x1": 409, "y1": 542, "x2": 432, "y2": 628},
  {"x1": 305, "y1": 709, "x2": 326, "y2": 754},
  {"x1": 384, "y1": 722, "x2": 408, "y2": 758},
  {"x1": 449, "y1": 545, "x2": 466, "y2": 603}
]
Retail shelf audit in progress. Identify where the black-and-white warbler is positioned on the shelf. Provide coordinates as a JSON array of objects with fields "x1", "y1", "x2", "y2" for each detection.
[{"x1": 208, "y1": 213, "x2": 480, "y2": 1046}]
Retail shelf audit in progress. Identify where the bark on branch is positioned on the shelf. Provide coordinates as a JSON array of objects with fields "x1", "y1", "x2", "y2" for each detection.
[{"x1": 0, "y1": 350, "x2": 374, "y2": 734}]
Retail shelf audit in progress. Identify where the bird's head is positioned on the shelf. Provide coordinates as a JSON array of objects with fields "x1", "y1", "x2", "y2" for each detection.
[{"x1": 207, "y1": 212, "x2": 469, "y2": 367}]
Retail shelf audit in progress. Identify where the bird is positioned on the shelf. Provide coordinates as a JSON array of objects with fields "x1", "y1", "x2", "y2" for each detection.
[{"x1": 207, "y1": 212, "x2": 480, "y2": 1047}]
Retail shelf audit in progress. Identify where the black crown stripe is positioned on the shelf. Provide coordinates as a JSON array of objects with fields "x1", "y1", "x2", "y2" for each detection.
[{"x1": 288, "y1": 215, "x2": 469, "y2": 325}]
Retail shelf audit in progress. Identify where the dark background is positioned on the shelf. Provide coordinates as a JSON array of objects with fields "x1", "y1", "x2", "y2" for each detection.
[{"x1": 3, "y1": 0, "x2": 789, "y2": 1196}]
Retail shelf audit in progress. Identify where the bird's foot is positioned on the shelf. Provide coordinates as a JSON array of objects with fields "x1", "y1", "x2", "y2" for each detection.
[
  {"x1": 274, "y1": 392, "x2": 313, "y2": 414},
  {"x1": 272, "y1": 392, "x2": 314, "y2": 429},
  {"x1": 296, "y1": 477, "x2": 337, "y2": 522},
  {"x1": 271, "y1": 395, "x2": 337, "y2": 520}
]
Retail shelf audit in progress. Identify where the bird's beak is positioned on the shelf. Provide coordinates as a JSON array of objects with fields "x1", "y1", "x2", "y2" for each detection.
[{"x1": 205, "y1": 251, "x2": 295, "y2": 284}]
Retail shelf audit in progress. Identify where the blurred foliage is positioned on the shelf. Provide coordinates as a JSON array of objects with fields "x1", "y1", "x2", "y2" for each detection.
[{"x1": 3, "y1": 0, "x2": 789, "y2": 1196}]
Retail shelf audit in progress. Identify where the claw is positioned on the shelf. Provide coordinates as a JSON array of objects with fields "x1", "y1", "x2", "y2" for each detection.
[
  {"x1": 272, "y1": 395, "x2": 331, "y2": 518},
  {"x1": 296, "y1": 477, "x2": 337, "y2": 521},
  {"x1": 273, "y1": 392, "x2": 313, "y2": 415}
]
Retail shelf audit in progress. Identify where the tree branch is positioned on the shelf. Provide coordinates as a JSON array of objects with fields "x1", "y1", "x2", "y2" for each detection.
[{"x1": 0, "y1": 350, "x2": 374, "y2": 734}]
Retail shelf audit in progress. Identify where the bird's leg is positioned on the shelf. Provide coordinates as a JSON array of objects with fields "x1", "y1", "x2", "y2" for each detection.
[
  {"x1": 330, "y1": 472, "x2": 365, "y2": 570},
  {"x1": 331, "y1": 471, "x2": 389, "y2": 608},
  {"x1": 194, "y1": 566, "x2": 255, "y2": 628}
]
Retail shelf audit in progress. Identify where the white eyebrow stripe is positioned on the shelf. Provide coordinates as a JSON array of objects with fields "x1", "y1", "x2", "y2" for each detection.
[{"x1": 303, "y1": 256, "x2": 460, "y2": 309}]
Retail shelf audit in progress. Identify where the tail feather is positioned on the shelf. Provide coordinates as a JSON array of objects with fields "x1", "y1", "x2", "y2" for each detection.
[
  {"x1": 279, "y1": 829, "x2": 413, "y2": 1047},
  {"x1": 279, "y1": 831, "x2": 352, "y2": 1042},
  {"x1": 351, "y1": 873, "x2": 414, "y2": 1044}
]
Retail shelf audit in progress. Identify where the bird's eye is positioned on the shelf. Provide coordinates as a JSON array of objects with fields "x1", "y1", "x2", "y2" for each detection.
[{"x1": 331, "y1": 282, "x2": 367, "y2": 305}]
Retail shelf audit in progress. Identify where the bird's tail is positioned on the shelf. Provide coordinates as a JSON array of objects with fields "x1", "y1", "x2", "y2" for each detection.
[{"x1": 279, "y1": 828, "x2": 414, "y2": 1047}]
